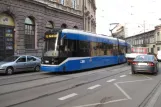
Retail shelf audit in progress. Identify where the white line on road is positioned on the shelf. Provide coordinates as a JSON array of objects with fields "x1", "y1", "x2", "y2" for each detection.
[
  {"x1": 88, "y1": 84, "x2": 101, "y2": 90},
  {"x1": 120, "y1": 75, "x2": 127, "y2": 78},
  {"x1": 107, "y1": 79, "x2": 116, "y2": 82},
  {"x1": 73, "y1": 98, "x2": 128, "y2": 107},
  {"x1": 114, "y1": 83, "x2": 132, "y2": 100},
  {"x1": 58, "y1": 93, "x2": 78, "y2": 101}
]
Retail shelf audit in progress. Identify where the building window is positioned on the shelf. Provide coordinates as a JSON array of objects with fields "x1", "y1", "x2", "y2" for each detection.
[
  {"x1": 61, "y1": 23, "x2": 67, "y2": 28},
  {"x1": 60, "y1": 0, "x2": 64, "y2": 5},
  {"x1": 157, "y1": 47, "x2": 160, "y2": 51},
  {"x1": 157, "y1": 32, "x2": 160, "y2": 41},
  {"x1": 72, "y1": 0, "x2": 77, "y2": 9},
  {"x1": 25, "y1": 17, "x2": 35, "y2": 49},
  {"x1": 73, "y1": 26, "x2": 78, "y2": 29},
  {"x1": 46, "y1": 21, "x2": 54, "y2": 29},
  {"x1": 148, "y1": 48, "x2": 149, "y2": 52}
]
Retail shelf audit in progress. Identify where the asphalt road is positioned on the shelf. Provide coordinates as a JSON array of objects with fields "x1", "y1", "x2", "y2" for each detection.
[{"x1": 0, "y1": 63, "x2": 161, "y2": 107}]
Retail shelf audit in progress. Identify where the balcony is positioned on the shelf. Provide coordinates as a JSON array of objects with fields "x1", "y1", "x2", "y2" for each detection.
[
  {"x1": 33, "y1": 0, "x2": 83, "y2": 16},
  {"x1": 156, "y1": 41, "x2": 161, "y2": 45}
]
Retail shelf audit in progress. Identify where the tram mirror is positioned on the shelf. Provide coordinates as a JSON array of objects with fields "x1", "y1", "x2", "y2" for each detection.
[
  {"x1": 60, "y1": 35, "x2": 66, "y2": 46},
  {"x1": 60, "y1": 39, "x2": 64, "y2": 46}
]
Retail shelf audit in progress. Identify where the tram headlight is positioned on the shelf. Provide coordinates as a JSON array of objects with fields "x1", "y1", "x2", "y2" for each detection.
[{"x1": 45, "y1": 60, "x2": 49, "y2": 64}]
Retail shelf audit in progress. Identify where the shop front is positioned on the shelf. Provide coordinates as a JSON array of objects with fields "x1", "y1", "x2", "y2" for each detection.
[{"x1": 0, "y1": 13, "x2": 15, "y2": 61}]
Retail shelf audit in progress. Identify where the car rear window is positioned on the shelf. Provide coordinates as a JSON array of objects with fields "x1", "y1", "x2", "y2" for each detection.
[{"x1": 134, "y1": 55, "x2": 153, "y2": 61}]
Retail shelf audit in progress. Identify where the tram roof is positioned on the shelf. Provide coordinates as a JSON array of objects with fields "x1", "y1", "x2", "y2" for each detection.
[{"x1": 45, "y1": 29, "x2": 128, "y2": 46}]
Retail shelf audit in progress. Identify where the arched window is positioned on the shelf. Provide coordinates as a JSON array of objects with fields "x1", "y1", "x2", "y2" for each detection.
[
  {"x1": 25, "y1": 17, "x2": 35, "y2": 49},
  {"x1": 61, "y1": 23, "x2": 67, "y2": 28},
  {"x1": 73, "y1": 26, "x2": 78, "y2": 29},
  {"x1": 46, "y1": 21, "x2": 54, "y2": 29}
]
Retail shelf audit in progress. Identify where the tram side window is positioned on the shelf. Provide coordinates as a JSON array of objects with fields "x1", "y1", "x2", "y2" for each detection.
[
  {"x1": 98, "y1": 42, "x2": 104, "y2": 56},
  {"x1": 90, "y1": 42, "x2": 96, "y2": 56},
  {"x1": 106, "y1": 44, "x2": 113, "y2": 56},
  {"x1": 90, "y1": 42, "x2": 102, "y2": 56},
  {"x1": 61, "y1": 39, "x2": 74, "y2": 52},
  {"x1": 113, "y1": 44, "x2": 118, "y2": 55},
  {"x1": 119, "y1": 46, "x2": 126, "y2": 55},
  {"x1": 79, "y1": 41, "x2": 90, "y2": 57},
  {"x1": 102, "y1": 43, "x2": 107, "y2": 55},
  {"x1": 59, "y1": 39, "x2": 75, "y2": 57}
]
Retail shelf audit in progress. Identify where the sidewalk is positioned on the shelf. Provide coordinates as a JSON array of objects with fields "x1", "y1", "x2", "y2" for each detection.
[
  {"x1": 145, "y1": 81, "x2": 161, "y2": 107},
  {"x1": 154, "y1": 93, "x2": 161, "y2": 107}
]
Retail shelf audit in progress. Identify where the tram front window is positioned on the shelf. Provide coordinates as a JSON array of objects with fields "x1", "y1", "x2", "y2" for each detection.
[{"x1": 44, "y1": 38, "x2": 59, "y2": 57}]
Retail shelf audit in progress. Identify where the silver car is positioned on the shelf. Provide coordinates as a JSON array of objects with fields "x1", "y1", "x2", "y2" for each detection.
[{"x1": 0, "y1": 55, "x2": 41, "y2": 75}]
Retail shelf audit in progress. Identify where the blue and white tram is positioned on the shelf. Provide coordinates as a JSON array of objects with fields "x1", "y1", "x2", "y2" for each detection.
[{"x1": 41, "y1": 29, "x2": 131, "y2": 72}]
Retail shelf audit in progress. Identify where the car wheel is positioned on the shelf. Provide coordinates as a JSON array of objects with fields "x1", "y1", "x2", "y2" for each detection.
[
  {"x1": 34, "y1": 65, "x2": 40, "y2": 72},
  {"x1": 6, "y1": 67, "x2": 14, "y2": 75}
]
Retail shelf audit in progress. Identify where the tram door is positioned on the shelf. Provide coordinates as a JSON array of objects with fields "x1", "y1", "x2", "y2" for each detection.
[{"x1": 0, "y1": 27, "x2": 14, "y2": 61}]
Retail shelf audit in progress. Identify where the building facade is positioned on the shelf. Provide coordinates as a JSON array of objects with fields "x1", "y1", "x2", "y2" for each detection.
[
  {"x1": 112, "y1": 25, "x2": 126, "y2": 39},
  {"x1": 0, "y1": 0, "x2": 96, "y2": 60},
  {"x1": 125, "y1": 25, "x2": 161, "y2": 54},
  {"x1": 83, "y1": 0, "x2": 96, "y2": 33}
]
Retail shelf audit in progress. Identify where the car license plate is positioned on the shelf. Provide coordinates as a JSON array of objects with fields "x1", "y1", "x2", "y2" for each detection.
[{"x1": 138, "y1": 63, "x2": 147, "y2": 65}]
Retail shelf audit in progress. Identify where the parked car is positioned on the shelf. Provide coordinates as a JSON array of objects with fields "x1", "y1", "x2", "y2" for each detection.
[
  {"x1": 0, "y1": 55, "x2": 41, "y2": 75},
  {"x1": 131, "y1": 55, "x2": 158, "y2": 75}
]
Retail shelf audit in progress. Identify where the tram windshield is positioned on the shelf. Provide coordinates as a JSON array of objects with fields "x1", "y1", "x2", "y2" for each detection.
[{"x1": 43, "y1": 33, "x2": 59, "y2": 57}]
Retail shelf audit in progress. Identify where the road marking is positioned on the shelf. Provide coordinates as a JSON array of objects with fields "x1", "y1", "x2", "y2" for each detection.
[
  {"x1": 114, "y1": 75, "x2": 152, "y2": 100},
  {"x1": 114, "y1": 83, "x2": 132, "y2": 100},
  {"x1": 73, "y1": 98, "x2": 128, "y2": 107},
  {"x1": 129, "y1": 72, "x2": 132, "y2": 74},
  {"x1": 120, "y1": 75, "x2": 126, "y2": 78},
  {"x1": 58, "y1": 93, "x2": 78, "y2": 101},
  {"x1": 117, "y1": 76, "x2": 152, "y2": 84},
  {"x1": 107, "y1": 79, "x2": 116, "y2": 82},
  {"x1": 73, "y1": 75, "x2": 152, "y2": 107},
  {"x1": 88, "y1": 84, "x2": 101, "y2": 90}
]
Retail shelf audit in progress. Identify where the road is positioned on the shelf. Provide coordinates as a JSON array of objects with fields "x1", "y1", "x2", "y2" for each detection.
[{"x1": 0, "y1": 63, "x2": 161, "y2": 107}]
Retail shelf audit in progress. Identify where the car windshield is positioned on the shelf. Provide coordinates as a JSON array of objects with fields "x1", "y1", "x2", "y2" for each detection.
[
  {"x1": 134, "y1": 55, "x2": 153, "y2": 61},
  {"x1": 3, "y1": 56, "x2": 19, "y2": 62}
]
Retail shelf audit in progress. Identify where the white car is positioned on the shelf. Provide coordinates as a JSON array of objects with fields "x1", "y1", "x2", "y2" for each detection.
[{"x1": 157, "y1": 51, "x2": 161, "y2": 61}]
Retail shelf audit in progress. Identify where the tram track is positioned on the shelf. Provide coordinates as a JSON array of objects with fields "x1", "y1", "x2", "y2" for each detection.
[
  {"x1": 0, "y1": 64, "x2": 127, "y2": 86},
  {"x1": 0, "y1": 65, "x2": 131, "y2": 107}
]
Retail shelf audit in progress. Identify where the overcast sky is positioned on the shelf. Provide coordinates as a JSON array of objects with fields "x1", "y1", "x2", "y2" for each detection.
[{"x1": 96, "y1": 0, "x2": 161, "y2": 37}]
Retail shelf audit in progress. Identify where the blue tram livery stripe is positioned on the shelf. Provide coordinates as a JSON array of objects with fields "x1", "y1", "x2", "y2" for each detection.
[{"x1": 41, "y1": 55, "x2": 126, "y2": 72}]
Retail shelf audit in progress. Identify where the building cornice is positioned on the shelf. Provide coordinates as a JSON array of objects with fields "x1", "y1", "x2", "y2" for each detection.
[{"x1": 22, "y1": 0, "x2": 83, "y2": 17}]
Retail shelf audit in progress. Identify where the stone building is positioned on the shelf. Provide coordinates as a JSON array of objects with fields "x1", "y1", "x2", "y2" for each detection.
[
  {"x1": 125, "y1": 25, "x2": 161, "y2": 54},
  {"x1": 83, "y1": 0, "x2": 96, "y2": 33},
  {"x1": 0, "y1": 0, "x2": 96, "y2": 60}
]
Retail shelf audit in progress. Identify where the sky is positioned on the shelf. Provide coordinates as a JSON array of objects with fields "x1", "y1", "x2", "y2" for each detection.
[{"x1": 96, "y1": 0, "x2": 161, "y2": 37}]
